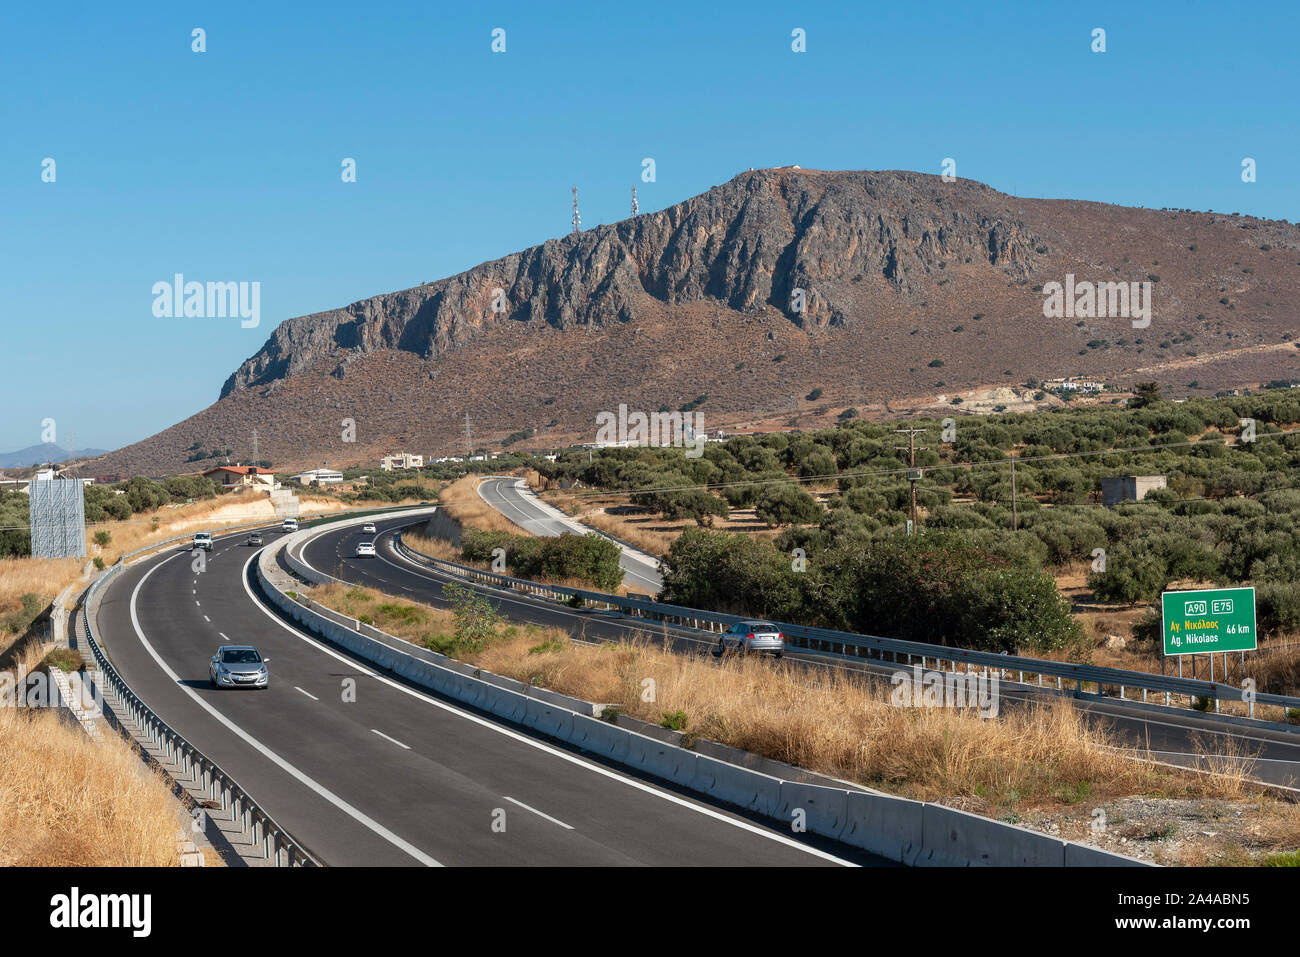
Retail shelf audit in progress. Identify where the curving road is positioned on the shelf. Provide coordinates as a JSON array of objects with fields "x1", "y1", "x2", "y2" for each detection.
[
  {"x1": 476, "y1": 476, "x2": 663, "y2": 592},
  {"x1": 308, "y1": 514, "x2": 1300, "y2": 793},
  {"x1": 93, "y1": 523, "x2": 876, "y2": 866}
]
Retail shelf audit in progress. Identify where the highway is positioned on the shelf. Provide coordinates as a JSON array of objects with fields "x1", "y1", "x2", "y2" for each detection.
[
  {"x1": 93, "y1": 524, "x2": 877, "y2": 866},
  {"x1": 476, "y1": 476, "x2": 664, "y2": 592},
  {"x1": 307, "y1": 513, "x2": 1300, "y2": 793}
]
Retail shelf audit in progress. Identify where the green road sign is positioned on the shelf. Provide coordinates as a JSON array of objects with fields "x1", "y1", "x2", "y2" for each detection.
[{"x1": 1161, "y1": 586, "x2": 1256, "y2": 656}]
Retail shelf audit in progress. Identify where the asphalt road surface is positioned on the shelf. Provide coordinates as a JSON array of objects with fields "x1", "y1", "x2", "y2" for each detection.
[
  {"x1": 476, "y1": 476, "x2": 663, "y2": 592},
  {"x1": 94, "y1": 525, "x2": 877, "y2": 866}
]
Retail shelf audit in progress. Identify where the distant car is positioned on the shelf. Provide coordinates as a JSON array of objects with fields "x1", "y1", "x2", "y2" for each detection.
[
  {"x1": 192, "y1": 531, "x2": 213, "y2": 552},
  {"x1": 361, "y1": 522, "x2": 377, "y2": 535},
  {"x1": 209, "y1": 645, "x2": 269, "y2": 689},
  {"x1": 281, "y1": 518, "x2": 299, "y2": 532},
  {"x1": 247, "y1": 532, "x2": 263, "y2": 546},
  {"x1": 355, "y1": 541, "x2": 376, "y2": 558},
  {"x1": 719, "y1": 621, "x2": 784, "y2": 657}
]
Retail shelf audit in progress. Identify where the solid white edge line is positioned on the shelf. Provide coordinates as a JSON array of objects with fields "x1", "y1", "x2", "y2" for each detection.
[
  {"x1": 295, "y1": 686, "x2": 319, "y2": 701},
  {"x1": 127, "y1": 550, "x2": 442, "y2": 867},
  {"x1": 504, "y1": 795, "x2": 574, "y2": 830},
  {"x1": 242, "y1": 548, "x2": 856, "y2": 866}
]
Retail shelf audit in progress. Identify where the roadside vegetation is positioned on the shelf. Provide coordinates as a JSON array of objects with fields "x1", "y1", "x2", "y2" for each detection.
[
  {"x1": 517, "y1": 389, "x2": 1300, "y2": 689},
  {"x1": 0, "y1": 630, "x2": 185, "y2": 865},
  {"x1": 302, "y1": 580, "x2": 1299, "y2": 865}
]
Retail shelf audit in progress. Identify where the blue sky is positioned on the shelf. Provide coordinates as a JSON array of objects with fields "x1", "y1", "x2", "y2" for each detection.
[{"x1": 1, "y1": 0, "x2": 1297, "y2": 452}]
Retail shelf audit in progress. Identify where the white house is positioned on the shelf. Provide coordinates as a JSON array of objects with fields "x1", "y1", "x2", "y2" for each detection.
[
  {"x1": 295, "y1": 468, "x2": 344, "y2": 486},
  {"x1": 380, "y1": 452, "x2": 424, "y2": 471}
]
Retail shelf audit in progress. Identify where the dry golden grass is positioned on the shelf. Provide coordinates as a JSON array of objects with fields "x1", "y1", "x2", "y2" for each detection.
[
  {"x1": 402, "y1": 531, "x2": 465, "y2": 564},
  {"x1": 437, "y1": 475, "x2": 522, "y2": 535},
  {"x1": 0, "y1": 706, "x2": 184, "y2": 866},
  {"x1": 577, "y1": 510, "x2": 680, "y2": 557},
  {"x1": 306, "y1": 581, "x2": 1258, "y2": 816},
  {"x1": 0, "y1": 557, "x2": 83, "y2": 657}
]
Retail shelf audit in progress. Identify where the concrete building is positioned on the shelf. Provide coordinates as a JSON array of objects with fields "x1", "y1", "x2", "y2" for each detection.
[
  {"x1": 381, "y1": 452, "x2": 424, "y2": 471},
  {"x1": 294, "y1": 468, "x2": 344, "y2": 486},
  {"x1": 1101, "y1": 475, "x2": 1167, "y2": 506}
]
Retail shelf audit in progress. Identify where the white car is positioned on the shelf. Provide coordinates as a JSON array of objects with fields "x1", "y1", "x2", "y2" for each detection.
[
  {"x1": 361, "y1": 522, "x2": 377, "y2": 535},
  {"x1": 192, "y1": 531, "x2": 213, "y2": 552},
  {"x1": 282, "y1": 519, "x2": 299, "y2": 532},
  {"x1": 355, "y1": 541, "x2": 376, "y2": 558},
  {"x1": 209, "y1": 645, "x2": 269, "y2": 689}
]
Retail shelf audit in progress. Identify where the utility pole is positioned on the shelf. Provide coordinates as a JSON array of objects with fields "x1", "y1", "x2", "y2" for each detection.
[
  {"x1": 464, "y1": 413, "x2": 472, "y2": 459},
  {"x1": 571, "y1": 186, "x2": 581, "y2": 234},
  {"x1": 251, "y1": 428, "x2": 259, "y2": 468},
  {"x1": 630, "y1": 186, "x2": 639, "y2": 216},
  {"x1": 894, "y1": 427, "x2": 927, "y2": 535},
  {"x1": 1010, "y1": 452, "x2": 1018, "y2": 530}
]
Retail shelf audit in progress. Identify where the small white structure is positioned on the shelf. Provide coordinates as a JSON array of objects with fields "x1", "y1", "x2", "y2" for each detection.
[
  {"x1": 295, "y1": 468, "x2": 344, "y2": 486},
  {"x1": 380, "y1": 452, "x2": 424, "y2": 471}
]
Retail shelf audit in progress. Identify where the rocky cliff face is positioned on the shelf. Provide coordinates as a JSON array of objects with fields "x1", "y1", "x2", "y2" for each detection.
[
  {"x1": 85, "y1": 166, "x2": 1300, "y2": 477},
  {"x1": 221, "y1": 169, "x2": 1047, "y2": 396}
]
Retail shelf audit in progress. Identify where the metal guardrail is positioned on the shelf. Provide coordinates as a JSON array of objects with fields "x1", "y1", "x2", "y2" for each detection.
[
  {"x1": 391, "y1": 532, "x2": 1300, "y2": 726},
  {"x1": 80, "y1": 525, "x2": 321, "y2": 867}
]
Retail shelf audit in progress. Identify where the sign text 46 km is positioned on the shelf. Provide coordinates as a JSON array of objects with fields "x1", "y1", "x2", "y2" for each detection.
[{"x1": 1161, "y1": 586, "x2": 1256, "y2": 656}]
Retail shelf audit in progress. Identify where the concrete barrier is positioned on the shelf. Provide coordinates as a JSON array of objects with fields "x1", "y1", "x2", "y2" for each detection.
[
  {"x1": 257, "y1": 533, "x2": 1150, "y2": 867},
  {"x1": 775, "y1": 782, "x2": 851, "y2": 841},
  {"x1": 1065, "y1": 841, "x2": 1151, "y2": 866},
  {"x1": 623, "y1": 732, "x2": 699, "y2": 786},
  {"x1": 841, "y1": 790, "x2": 927, "y2": 864},
  {"x1": 569, "y1": 714, "x2": 630, "y2": 763},
  {"x1": 692, "y1": 753, "x2": 782, "y2": 818},
  {"x1": 922, "y1": 802, "x2": 1068, "y2": 867}
]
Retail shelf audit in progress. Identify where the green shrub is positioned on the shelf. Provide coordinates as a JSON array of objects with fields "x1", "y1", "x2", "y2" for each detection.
[
  {"x1": 755, "y1": 483, "x2": 824, "y2": 527},
  {"x1": 1, "y1": 593, "x2": 46, "y2": 636},
  {"x1": 660, "y1": 710, "x2": 688, "y2": 731}
]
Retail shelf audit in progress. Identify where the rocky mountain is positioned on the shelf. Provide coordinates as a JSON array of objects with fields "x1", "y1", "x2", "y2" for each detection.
[{"x1": 87, "y1": 167, "x2": 1300, "y2": 476}]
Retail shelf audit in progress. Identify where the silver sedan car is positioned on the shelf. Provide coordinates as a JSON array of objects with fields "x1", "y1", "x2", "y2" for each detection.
[
  {"x1": 209, "y1": 645, "x2": 270, "y2": 689},
  {"x1": 719, "y1": 621, "x2": 784, "y2": 657}
]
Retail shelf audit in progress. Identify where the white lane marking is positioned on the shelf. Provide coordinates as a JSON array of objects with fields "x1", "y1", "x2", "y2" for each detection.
[
  {"x1": 128, "y1": 552, "x2": 442, "y2": 867},
  {"x1": 371, "y1": 729, "x2": 411, "y2": 750},
  {"x1": 203, "y1": 615, "x2": 210, "y2": 622},
  {"x1": 295, "y1": 686, "x2": 319, "y2": 701},
  {"x1": 240, "y1": 551, "x2": 855, "y2": 866},
  {"x1": 218, "y1": 632, "x2": 230, "y2": 640},
  {"x1": 505, "y1": 796, "x2": 574, "y2": 830},
  {"x1": 194, "y1": 600, "x2": 200, "y2": 606}
]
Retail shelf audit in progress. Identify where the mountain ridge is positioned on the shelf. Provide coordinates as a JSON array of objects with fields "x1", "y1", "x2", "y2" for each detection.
[{"x1": 82, "y1": 167, "x2": 1300, "y2": 477}]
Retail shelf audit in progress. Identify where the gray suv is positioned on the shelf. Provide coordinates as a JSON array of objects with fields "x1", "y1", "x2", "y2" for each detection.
[
  {"x1": 209, "y1": 645, "x2": 269, "y2": 689},
  {"x1": 719, "y1": 621, "x2": 784, "y2": 657}
]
